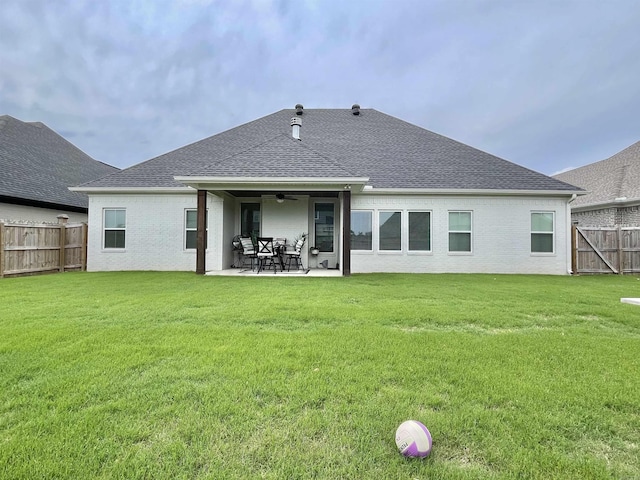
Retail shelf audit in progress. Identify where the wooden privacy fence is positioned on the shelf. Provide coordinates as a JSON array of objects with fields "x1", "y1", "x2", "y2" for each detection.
[
  {"x1": 0, "y1": 217, "x2": 87, "y2": 278},
  {"x1": 572, "y1": 225, "x2": 640, "y2": 274}
]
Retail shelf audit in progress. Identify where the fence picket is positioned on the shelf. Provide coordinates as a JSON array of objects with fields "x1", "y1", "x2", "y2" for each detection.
[
  {"x1": 0, "y1": 221, "x2": 87, "y2": 278},
  {"x1": 574, "y1": 226, "x2": 640, "y2": 274}
]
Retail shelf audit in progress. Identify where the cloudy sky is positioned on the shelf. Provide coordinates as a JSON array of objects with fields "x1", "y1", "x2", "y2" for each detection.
[{"x1": 1, "y1": 0, "x2": 639, "y2": 175}]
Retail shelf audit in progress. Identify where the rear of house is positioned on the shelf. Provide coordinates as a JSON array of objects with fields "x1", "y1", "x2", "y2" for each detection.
[{"x1": 73, "y1": 106, "x2": 582, "y2": 275}]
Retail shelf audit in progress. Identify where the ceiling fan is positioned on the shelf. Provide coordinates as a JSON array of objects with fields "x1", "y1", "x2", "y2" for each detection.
[{"x1": 275, "y1": 193, "x2": 298, "y2": 203}]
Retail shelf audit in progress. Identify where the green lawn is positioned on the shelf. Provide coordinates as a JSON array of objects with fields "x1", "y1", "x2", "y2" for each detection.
[{"x1": 1, "y1": 272, "x2": 639, "y2": 479}]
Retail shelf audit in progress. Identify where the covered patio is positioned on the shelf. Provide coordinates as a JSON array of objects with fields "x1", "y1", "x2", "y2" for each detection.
[{"x1": 173, "y1": 176, "x2": 369, "y2": 276}]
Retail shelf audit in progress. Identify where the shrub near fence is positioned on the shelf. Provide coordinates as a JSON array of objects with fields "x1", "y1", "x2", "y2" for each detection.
[{"x1": 0, "y1": 215, "x2": 87, "y2": 278}]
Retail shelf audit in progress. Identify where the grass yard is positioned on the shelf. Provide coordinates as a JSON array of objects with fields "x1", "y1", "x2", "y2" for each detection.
[{"x1": 1, "y1": 272, "x2": 639, "y2": 479}]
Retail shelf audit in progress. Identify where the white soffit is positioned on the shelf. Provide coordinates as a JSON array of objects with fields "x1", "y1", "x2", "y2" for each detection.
[{"x1": 173, "y1": 176, "x2": 370, "y2": 192}]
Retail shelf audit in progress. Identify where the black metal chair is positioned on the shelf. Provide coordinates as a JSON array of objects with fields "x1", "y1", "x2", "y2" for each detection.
[{"x1": 256, "y1": 237, "x2": 279, "y2": 273}]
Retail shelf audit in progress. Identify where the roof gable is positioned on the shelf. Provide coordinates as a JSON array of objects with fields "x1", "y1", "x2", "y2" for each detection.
[
  {"x1": 188, "y1": 133, "x2": 359, "y2": 178},
  {"x1": 554, "y1": 140, "x2": 640, "y2": 207}
]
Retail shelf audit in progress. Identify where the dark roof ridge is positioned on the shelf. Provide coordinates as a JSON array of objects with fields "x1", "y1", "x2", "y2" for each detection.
[
  {"x1": 289, "y1": 134, "x2": 364, "y2": 177},
  {"x1": 203, "y1": 132, "x2": 294, "y2": 168}
]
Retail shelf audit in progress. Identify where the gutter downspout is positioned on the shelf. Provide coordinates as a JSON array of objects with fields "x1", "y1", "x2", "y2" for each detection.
[{"x1": 567, "y1": 194, "x2": 577, "y2": 274}]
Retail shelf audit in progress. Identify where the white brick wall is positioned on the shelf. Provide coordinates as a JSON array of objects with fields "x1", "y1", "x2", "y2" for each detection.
[
  {"x1": 262, "y1": 196, "x2": 311, "y2": 267},
  {"x1": 86, "y1": 192, "x2": 572, "y2": 275},
  {"x1": 86, "y1": 193, "x2": 222, "y2": 272},
  {"x1": 350, "y1": 194, "x2": 571, "y2": 274}
]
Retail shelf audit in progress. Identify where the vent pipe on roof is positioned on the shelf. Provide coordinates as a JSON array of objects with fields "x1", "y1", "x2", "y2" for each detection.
[
  {"x1": 291, "y1": 117, "x2": 302, "y2": 140},
  {"x1": 295, "y1": 104, "x2": 304, "y2": 115},
  {"x1": 351, "y1": 104, "x2": 360, "y2": 115}
]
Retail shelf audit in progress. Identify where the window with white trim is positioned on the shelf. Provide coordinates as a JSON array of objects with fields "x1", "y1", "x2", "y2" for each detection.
[
  {"x1": 103, "y1": 208, "x2": 126, "y2": 249},
  {"x1": 185, "y1": 209, "x2": 208, "y2": 250},
  {"x1": 531, "y1": 212, "x2": 554, "y2": 253},
  {"x1": 379, "y1": 211, "x2": 402, "y2": 251},
  {"x1": 351, "y1": 210, "x2": 373, "y2": 251},
  {"x1": 448, "y1": 211, "x2": 472, "y2": 252},
  {"x1": 408, "y1": 211, "x2": 431, "y2": 251}
]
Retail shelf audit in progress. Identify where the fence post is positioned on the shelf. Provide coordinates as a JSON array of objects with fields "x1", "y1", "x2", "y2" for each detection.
[
  {"x1": 81, "y1": 223, "x2": 88, "y2": 271},
  {"x1": 57, "y1": 215, "x2": 69, "y2": 272},
  {"x1": 617, "y1": 226, "x2": 623, "y2": 274},
  {"x1": 0, "y1": 221, "x2": 4, "y2": 278}
]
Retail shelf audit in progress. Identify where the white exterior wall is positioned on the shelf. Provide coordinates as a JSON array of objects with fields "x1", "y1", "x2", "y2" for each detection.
[
  {"x1": 0, "y1": 202, "x2": 87, "y2": 223},
  {"x1": 350, "y1": 194, "x2": 572, "y2": 274},
  {"x1": 85, "y1": 192, "x2": 572, "y2": 274},
  {"x1": 261, "y1": 196, "x2": 310, "y2": 267},
  {"x1": 86, "y1": 192, "x2": 222, "y2": 272}
]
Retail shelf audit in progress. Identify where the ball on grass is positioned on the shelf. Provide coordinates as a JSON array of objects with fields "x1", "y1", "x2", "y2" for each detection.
[{"x1": 395, "y1": 420, "x2": 432, "y2": 458}]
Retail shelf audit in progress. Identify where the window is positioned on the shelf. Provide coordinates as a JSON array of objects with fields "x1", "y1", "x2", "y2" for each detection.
[
  {"x1": 241, "y1": 203, "x2": 260, "y2": 238},
  {"x1": 531, "y1": 212, "x2": 554, "y2": 253},
  {"x1": 379, "y1": 211, "x2": 401, "y2": 251},
  {"x1": 315, "y1": 203, "x2": 335, "y2": 252},
  {"x1": 409, "y1": 211, "x2": 431, "y2": 251},
  {"x1": 104, "y1": 208, "x2": 126, "y2": 249},
  {"x1": 185, "y1": 209, "x2": 208, "y2": 250},
  {"x1": 449, "y1": 211, "x2": 472, "y2": 252},
  {"x1": 351, "y1": 211, "x2": 372, "y2": 250}
]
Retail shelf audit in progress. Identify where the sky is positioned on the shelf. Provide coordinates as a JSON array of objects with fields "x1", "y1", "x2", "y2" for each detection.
[{"x1": 1, "y1": 0, "x2": 639, "y2": 176}]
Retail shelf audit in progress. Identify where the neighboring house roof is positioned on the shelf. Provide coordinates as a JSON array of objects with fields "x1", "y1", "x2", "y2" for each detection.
[
  {"x1": 553, "y1": 140, "x2": 640, "y2": 209},
  {"x1": 76, "y1": 107, "x2": 581, "y2": 194},
  {"x1": 0, "y1": 115, "x2": 119, "y2": 210}
]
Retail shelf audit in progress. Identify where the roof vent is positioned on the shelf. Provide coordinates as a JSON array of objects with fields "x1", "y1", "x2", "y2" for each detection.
[
  {"x1": 291, "y1": 117, "x2": 302, "y2": 140},
  {"x1": 295, "y1": 104, "x2": 304, "y2": 115},
  {"x1": 351, "y1": 104, "x2": 360, "y2": 115}
]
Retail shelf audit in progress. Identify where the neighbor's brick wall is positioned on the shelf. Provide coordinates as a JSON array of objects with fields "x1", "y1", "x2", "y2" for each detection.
[
  {"x1": 86, "y1": 192, "x2": 222, "y2": 272},
  {"x1": 616, "y1": 205, "x2": 640, "y2": 227},
  {"x1": 571, "y1": 205, "x2": 640, "y2": 227},
  {"x1": 571, "y1": 208, "x2": 616, "y2": 227},
  {"x1": 350, "y1": 194, "x2": 571, "y2": 275}
]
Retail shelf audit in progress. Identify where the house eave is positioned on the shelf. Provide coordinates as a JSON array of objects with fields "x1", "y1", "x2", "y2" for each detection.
[
  {"x1": 571, "y1": 197, "x2": 640, "y2": 213},
  {"x1": 0, "y1": 194, "x2": 87, "y2": 213},
  {"x1": 359, "y1": 187, "x2": 586, "y2": 196},
  {"x1": 69, "y1": 186, "x2": 195, "y2": 194},
  {"x1": 173, "y1": 176, "x2": 370, "y2": 193}
]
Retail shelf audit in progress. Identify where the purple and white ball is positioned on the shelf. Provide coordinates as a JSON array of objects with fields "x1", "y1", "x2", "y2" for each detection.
[{"x1": 395, "y1": 420, "x2": 432, "y2": 458}]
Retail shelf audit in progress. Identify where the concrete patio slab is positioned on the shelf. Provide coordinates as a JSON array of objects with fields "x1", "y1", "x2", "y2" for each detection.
[{"x1": 206, "y1": 268, "x2": 343, "y2": 277}]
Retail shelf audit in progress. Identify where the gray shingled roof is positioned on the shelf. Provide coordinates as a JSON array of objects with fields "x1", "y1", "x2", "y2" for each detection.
[
  {"x1": 0, "y1": 115, "x2": 119, "y2": 209},
  {"x1": 553, "y1": 141, "x2": 640, "y2": 208},
  {"x1": 78, "y1": 108, "x2": 581, "y2": 193}
]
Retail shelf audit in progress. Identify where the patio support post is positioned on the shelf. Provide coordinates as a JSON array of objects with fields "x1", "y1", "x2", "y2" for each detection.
[
  {"x1": 196, "y1": 189, "x2": 207, "y2": 275},
  {"x1": 342, "y1": 190, "x2": 351, "y2": 276}
]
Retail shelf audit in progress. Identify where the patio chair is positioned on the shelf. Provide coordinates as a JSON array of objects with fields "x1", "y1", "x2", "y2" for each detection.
[
  {"x1": 284, "y1": 236, "x2": 306, "y2": 271},
  {"x1": 239, "y1": 237, "x2": 257, "y2": 270},
  {"x1": 256, "y1": 237, "x2": 279, "y2": 274}
]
